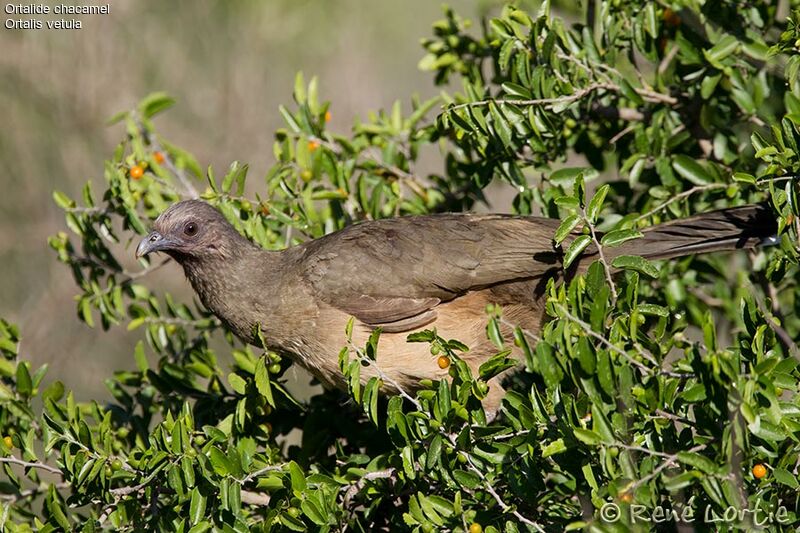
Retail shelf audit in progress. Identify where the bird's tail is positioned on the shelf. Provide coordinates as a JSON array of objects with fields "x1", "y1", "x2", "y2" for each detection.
[{"x1": 602, "y1": 203, "x2": 777, "y2": 263}]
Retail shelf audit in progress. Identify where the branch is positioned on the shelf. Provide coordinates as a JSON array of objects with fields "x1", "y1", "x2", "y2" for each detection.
[
  {"x1": 342, "y1": 467, "x2": 396, "y2": 504},
  {"x1": 347, "y1": 339, "x2": 423, "y2": 411},
  {"x1": 0, "y1": 456, "x2": 61, "y2": 475},
  {"x1": 238, "y1": 465, "x2": 284, "y2": 485},
  {"x1": 624, "y1": 444, "x2": 707, "y2": 492},
  {"x1": 553, "y1": 303, "x2": 659, "y2": 373},
  {"x1": 447, "y1": 82, "x2": 619, "y2": 113},
  {"x1": 134, "y1": 115, "x2": 199, "y2": 199},
  {"x1": 583, "y1": 209, "x2": 618, "y2": 304},
  {"x1": 634, "y1": 183, "x2": 728, "y2": 223},
  {"x1": 461, "y1": 453, "x2": 544, "y2": 531}
]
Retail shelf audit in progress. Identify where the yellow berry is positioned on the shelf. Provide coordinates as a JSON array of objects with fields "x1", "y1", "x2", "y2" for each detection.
[
  {"x1": 469, "y1": 523, "x2": 482, "y2": 533},
  {"x1": 752, "y1": 463, "x2": 767, "y2": 479},
  {"x1": 2, "y1": 436, "x2": 12, "y2": 449}
]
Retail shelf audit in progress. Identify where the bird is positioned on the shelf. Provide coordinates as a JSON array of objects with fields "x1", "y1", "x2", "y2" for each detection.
[{"x1": 135, "y1": 200, "x2": 776, "y2": 417}]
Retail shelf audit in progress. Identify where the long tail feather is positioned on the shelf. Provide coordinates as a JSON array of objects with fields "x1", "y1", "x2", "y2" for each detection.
[{"x1": 606, "y1": 203, "x2": 777, "y2": 262}]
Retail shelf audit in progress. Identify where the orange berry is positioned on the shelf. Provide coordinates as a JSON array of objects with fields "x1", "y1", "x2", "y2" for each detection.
[
  {"x1": 308, "y1": 140, "x2": 319, "y2": 152},
  {"x1": 620, "y1": 492, "x2": 633, "y2": 503},
  {"x1": 469, "y1": 524, "x2": 482, "y2": 533},
  {"x1": 752, "y1": 464, "x2": 767, "y2": 479},
  {"x1": 437, "y1": 356, "x2": 451, "y2": 369},
  {"x1": 153, "y1": 151, "x2": 165, "y2": 164},
  {"x1": 3, "y1": 436, "x2": 12, "y2": 448},
  {"x1": 325, "y1": 111, "x2": 332, "y2": 122},
  {"x1": 129, "y1": 165, "x2": 144, "y2": 180}
]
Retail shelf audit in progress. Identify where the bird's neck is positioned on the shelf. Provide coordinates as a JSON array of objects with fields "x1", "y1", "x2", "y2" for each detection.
[{"x1": 179, "y1": 245, "x2": 279, "y2": 343}]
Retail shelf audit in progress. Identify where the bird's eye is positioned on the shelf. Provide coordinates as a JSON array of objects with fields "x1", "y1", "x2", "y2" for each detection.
[{"x1": 184, "y1": 222, "x2": 198, "y2": 236}]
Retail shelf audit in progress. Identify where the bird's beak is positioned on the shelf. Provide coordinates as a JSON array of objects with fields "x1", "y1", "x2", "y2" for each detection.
[{"x1": 136, "y1": 231, "x2": 173, "y2": 258}]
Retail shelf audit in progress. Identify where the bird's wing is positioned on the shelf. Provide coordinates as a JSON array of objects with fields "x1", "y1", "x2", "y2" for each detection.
[{"x1": 298, "y1": 213, "x2": 561, "y2": 331}]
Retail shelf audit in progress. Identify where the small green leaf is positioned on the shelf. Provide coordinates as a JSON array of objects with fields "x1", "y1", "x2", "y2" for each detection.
[
  {"x1": 255, "y1": 355, "x2": 274, "y2": 407},
  {"x1": 601, "y1": 229, "x2": 643, "y2": 247},
  {"x1": 564, "y1": 235, "x2": 592, "y2": 269},
  {"x1": 554, "y1": 214, "x2": 581, "y2": 244},
  {"x1": 586, "y1": 184, "x2": 610, "y2": 223},
  {"x1": 139, "y1": 92, "x2": 176, "y2": 118},
  {"x1": 676, "y1": 451, "x2": 717, "y2": 474},
  {"x1": 611, "y1": 255, "x2": 660, "y2": 278},
  {"x1": 573, "y1": 428, "x2": 603, "y2": 446},
  {"x1": 452, "y1": 469, "x2": 481, "y2": 489},
  {"x1": 672, "y1": 155, "x2": 713, "y2": 185},
  {"x1": 773, "y1": 468, "x2": 799, "y2": 489}
]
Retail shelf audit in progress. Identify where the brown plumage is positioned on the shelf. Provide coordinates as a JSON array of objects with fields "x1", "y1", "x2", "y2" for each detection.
[{"x1": 135, "y1": 200, "x2": 776, "y2": 416}]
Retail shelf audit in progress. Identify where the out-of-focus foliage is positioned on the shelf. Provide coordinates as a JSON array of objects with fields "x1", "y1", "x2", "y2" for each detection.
[{"x1": 3, "y1": 1, "x2": 800, "y2": 531}]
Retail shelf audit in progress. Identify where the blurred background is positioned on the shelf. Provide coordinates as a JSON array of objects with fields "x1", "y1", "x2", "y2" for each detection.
[{"x1": 1, "y1": 0, "x2": 517, "y2": 400}]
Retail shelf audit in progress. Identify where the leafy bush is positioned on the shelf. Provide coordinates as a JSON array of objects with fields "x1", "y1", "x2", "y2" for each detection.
[{"x1": 3, "y1": 1, "x2": 800, "y2": 531}]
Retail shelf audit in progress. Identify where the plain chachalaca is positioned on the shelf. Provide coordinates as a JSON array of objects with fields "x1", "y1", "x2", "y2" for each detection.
[{"x1": 135, "y1": 200, "x2": 776, "y2": 415}]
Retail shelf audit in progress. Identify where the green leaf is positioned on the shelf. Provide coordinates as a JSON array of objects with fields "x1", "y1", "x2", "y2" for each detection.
[
  {"x1": 139, "y1": 92, "x2": 176, "y2": 118},
  {"x1": 554, "y1": 214, "x2": 581, "y2": 244},
  {"x1": 601, "y1": 229, "x2": 643, "y2": 247},
  {"x1": 611, "y1": 255, "x2": 660, "y2": 278},
  {"x1": 133, "y1": 341, "x2": 149, "y2": 372},
  {"x1": 550, "y1": 167, "x2": 597, "y2": 187},
  {"x1": 452, "y1": 469, "x2": 481, "y2": 489},
  {"x1": 586, "y1": 184, "x2": 609, "y2": 223},
  {"x1": 676, "y1": 451, "x2": 717, "y2": 474},
  {"x1": 255, "y1": 355, "x2": 275, "y2": 407},
  {"x1": 542, "y1": 438, "x2": 567, "y2": 458},
  {"x1": 672, "y1": 155, "x2": 713, "y2": 185},
  {"x1": 301, "y1": 498, "x2": 328, "y2": 526},
  {"x1": 52, "y1": 191, "x2": 75, "y2": 209},
  {"x1": 209, "y1": 447, "x2": 233, "y2": 476},
  {"x1": 681, "y1": 384, "x2": 707, "y2": 402},
  {"x1": 15, "y1": 362, "x2": 32, "y2": 397},
  {"x1": 564, "y1": 235, "x2": 592, "y2": 269},
  {"x1": 773, "y1": 468, "x2": 799, "y2": 489},
  {"x1": 733, "y1": 172, "x2": 756, "y2": 184},
  {"x1": 289, "y1": 460, "x2": 307, "y2": 492},
  {"x1": 704, "y1": 35, "x2": 739, "y2": 65},
  {"x1": 572, "y1": 428, "x2": 603, "y2": 446},
  {"x1": 489, "y1": 102, "x2": 513, "y2": 148},
  {"x1": 426, "y1": 435, "x2": 443, "y2": 470}
]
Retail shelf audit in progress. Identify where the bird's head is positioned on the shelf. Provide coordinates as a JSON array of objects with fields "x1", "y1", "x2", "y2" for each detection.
[{"x1": 135, "y1": 200, "x2": 249, "y2": 262}]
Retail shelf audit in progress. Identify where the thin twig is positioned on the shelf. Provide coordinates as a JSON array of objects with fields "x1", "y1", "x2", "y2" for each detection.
[
  {"x1": 583, "y1": 209, "x2": 618, "y2": 303},
  {"x1": 239, "y1": 465, "x2": 284, "y2": 485},
  {"x1": 553, "y1": 303, "x2": 658, "y2": 371},
  {"x1": 347, "y1": 339, "x2": 422, "y2": 410},
  {"x1": 0, "y1": 456, "x2": 61, "y2": 475},
  {"x1": 447, "y1": 82, "x2": 618, "y2": 113},
  {"x1": 634, "y1": 183, "x2": 728, "y2": 223},
  {"x1": 461, "y1": 453, "x2": 544, "y2": 531},
  {"x1": 625, "y1": 444, "x2": 707, "y2": 492}
]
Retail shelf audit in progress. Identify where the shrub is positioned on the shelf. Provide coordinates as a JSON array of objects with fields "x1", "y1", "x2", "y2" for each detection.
[{"x1": 3, "y1": 2, "x2": 800, "y2": 531}]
